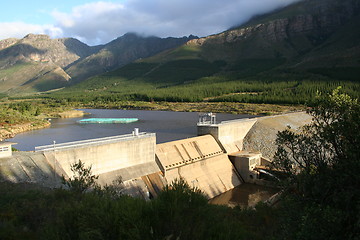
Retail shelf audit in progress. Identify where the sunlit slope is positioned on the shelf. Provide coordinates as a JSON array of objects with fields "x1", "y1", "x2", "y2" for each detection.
[
  {"x1": 56, "y1": 0, "x2": 360, "y2": 104},
  {"x1": 0, "y1": 34, "x2": 93, "y2": 94},
  {"x1": 65, "y1": 34, "x2": 197, "y2": 84}
]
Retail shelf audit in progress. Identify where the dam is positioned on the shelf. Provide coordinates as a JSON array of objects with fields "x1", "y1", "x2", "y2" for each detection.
[{"x1": 0, "y1": 112, "x2": 312, "y2": 200}]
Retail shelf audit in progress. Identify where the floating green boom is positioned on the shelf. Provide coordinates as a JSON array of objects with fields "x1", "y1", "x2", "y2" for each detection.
[{"x1": 77, "y1": 118, "x2": 139, "y2": 124}]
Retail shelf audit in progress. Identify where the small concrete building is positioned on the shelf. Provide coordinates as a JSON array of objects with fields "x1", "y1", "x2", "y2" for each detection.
[{"x1": 0, "y1": 141, "x2": 16, "y2": 158}]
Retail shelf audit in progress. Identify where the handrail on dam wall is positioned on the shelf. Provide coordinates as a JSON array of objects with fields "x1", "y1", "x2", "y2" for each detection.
[
  {"x1": 219, "y1": 118, "x2": 254, "y2": 124},
  {"x1": 35, "y1": 132, "x2": 155, "y2": 152},
  {"x1": 197, "y1": 117, "x2": 255, "y2": 126}
]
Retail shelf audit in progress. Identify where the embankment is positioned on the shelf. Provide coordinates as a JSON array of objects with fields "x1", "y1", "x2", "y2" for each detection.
[
  {"x1": 243, "y1": 112, "x2": 313, "y2": 159},
  {"x1": 0, "y1": 121, "x2": 51, "y2": 141}
]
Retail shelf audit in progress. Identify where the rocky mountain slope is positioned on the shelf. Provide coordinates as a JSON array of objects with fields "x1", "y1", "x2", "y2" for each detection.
[
  {"x1": 0, "y1": 34, "x2": 96, "y2": 94},
  {"x1": 186, "y1": 0, "x2": 360, "y2": 68},
  {"x1": 61, "y1": 0, "x2": 359, "y2": 104},
  {"x1": 0, "y1": 33, "x2": 195, "y2": 94},
  {"x1": 66, "y1": 33, "x2": 196, "y2": 84}
]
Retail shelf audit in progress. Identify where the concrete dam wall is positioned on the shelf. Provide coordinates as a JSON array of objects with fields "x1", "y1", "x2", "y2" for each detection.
[
  {"x1": 0, "y1": 151, "x2": 60, "y2": 187},
  {"x1": 0, "y1": 133, "x2": 157, "y2": 188},
  {"x1": 40, "y1": 133, "x2": 156, "y2": 178},
  {"x1": 198, "y1": 118, "x2": 257, "y2": 154},
  {"x1": 0, "y1": 112, "x2": 312, "y2": 199}
]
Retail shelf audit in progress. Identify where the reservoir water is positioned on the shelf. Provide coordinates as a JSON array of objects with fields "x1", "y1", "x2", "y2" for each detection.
[{"x1": 10, "y1": 109, "x2": 254, "y2": 151}]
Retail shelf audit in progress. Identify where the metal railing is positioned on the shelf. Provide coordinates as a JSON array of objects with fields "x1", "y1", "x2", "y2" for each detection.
[
  {"x1": 197, "y1": 117, "x2": 256, "y2": 126},
  {"x1": 35, "y1": 132, "x2": 155, "y2": 152},
  {"x1": 219, "y1": 118, "x2": 254, "y2": 124}
]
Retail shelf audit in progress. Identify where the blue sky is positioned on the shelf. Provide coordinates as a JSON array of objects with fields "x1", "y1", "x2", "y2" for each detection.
[
  {"x1": 1, "y1": 1, "x2": 92, "y2": 23},
  {"x1": 0, "y1": 0, "x2": 300, "y2": 46}
]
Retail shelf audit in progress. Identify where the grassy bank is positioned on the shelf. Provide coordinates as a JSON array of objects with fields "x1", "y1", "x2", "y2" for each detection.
[{"x1": 0, "y1": 99, "x2": 84, "y2": 141}]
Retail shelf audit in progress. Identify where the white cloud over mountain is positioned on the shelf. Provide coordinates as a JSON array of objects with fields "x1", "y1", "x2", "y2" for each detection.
[
  {"x1": 0, "y1": 22, "x2": 62, "y2": 40},
  {"x1": 0, "y1": 0, "x2": 300, "y2": 45}
]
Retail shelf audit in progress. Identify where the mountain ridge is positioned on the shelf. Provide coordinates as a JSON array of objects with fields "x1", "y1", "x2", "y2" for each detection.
[
  {"x1": 65, "y1": 33, "x2": 197, "y2": 84},
  {"x1": 0, "y1": 33, "x2": 196, "y2": 94},
  {"x1": 58, "y1": 0, "x2": 359, "y2": 105},
  {"x1": 1, "y1": 0, "x2": 359, "y2": 97}
]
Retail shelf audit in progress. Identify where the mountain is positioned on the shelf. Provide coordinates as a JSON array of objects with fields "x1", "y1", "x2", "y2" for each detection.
[
  {"x1": 65, "y1": 0, "x2": 359, "y2": 103},
  {"x1": 189, "y1": 0, "x2": 360, "y2": 68},
  {"x1": 145, "y1": 0, "x2": 360, "y2": 73},
  {"x1": 65, "y1": 33, "x2": 197, "y2": 84},
  {"x1": 0, "y1": 33, "x2": 196, "y2": 94},
  {"x1": 0, "y1": 34, "x2": 96, "y2": 94},
  {"x1": 2, "y1": 0, "x2": 359, "y2": 100}
]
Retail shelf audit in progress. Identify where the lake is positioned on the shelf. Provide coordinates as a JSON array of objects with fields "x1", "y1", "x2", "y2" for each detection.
[{"x1": 10, "y1": 109, "x2": 255, "y2": 151}]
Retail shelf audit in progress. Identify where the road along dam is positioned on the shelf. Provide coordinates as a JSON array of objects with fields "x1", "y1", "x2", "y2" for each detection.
[{"x1": 0, "y1": 112, "x2": 312, "y2": 199}]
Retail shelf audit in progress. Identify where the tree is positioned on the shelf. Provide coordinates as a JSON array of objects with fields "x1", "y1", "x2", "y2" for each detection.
[
  {"x1": 272, "y1": 87, "x2": 360, "y2": 239},
  {"x1": 61, "y1": 160, "x2": 99, "y2": 194}
]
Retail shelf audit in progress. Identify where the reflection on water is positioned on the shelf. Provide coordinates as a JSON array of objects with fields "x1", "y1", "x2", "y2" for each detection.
[{"x1": 209, "y1": 183, "x2": 279, "y2": 208}]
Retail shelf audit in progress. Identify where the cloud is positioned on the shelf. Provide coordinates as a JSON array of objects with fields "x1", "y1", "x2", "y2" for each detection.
[
  {"x1": 0, "y1": 0, "x2": 301, "y2": 45},
  {"x1": 0, "y1": 22, "x2": 62, "y2": 40},
  {"x1": 52, "y1": 0, "x2": 301, "y2": 45}
]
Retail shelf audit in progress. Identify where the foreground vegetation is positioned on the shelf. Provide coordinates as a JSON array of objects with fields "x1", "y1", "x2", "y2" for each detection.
[
  {"x1": 0, "y1": 88, "x2": 358, "y2": 239},
  {"x1": 0, "y1": 179, "x2": 279, "y2": 240},
  {"x1": 271, "y1": 87, "x2": 360, "y2": 239}
]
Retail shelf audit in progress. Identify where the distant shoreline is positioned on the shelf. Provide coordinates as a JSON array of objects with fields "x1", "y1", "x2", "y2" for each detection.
[{"x1": 0, "y1": 102, "x2": 303, "y2": 142}]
